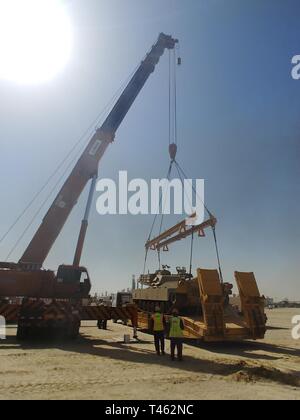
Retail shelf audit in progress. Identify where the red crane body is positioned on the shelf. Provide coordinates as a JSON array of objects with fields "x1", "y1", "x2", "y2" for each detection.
[{"x1": 0, "y1": 34, "x2": 178, "y2": 301}]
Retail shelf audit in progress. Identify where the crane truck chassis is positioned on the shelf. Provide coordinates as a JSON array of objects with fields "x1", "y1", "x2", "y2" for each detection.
[{"x1": 0, "y1": 298, "x2": 138, "y2": 340}]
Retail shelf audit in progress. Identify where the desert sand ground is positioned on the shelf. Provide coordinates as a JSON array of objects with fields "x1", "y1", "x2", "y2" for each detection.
[{"x1": 0, "y1": 308, "x2": 299, "y2": 400}]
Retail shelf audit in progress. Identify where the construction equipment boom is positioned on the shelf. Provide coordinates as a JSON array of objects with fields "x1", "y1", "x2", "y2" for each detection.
[
  {"x1": 0, "y1": 33, "x2": 178, "y2": 338},
  {"x1": 20, "y1": 33, "x2": 178, "y2": 269}
]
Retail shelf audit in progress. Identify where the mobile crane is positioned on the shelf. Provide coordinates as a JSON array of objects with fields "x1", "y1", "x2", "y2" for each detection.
[{"x1": 0, "y1": 33, "x2": 178, "y2": 339}]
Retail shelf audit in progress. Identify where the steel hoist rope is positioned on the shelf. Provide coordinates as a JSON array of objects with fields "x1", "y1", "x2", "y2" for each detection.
[
  {"x1": 174, "y1": 160, "x2": 224, "y2": 283},
  {"x1": 143, "y1": 43, "x2": 224, "y2": 283},
  {"x1": 2, "y1": 62, "x2": 141, "y2": 259}
]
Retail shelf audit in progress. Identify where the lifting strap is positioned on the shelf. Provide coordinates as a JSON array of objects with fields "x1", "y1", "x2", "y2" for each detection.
[
  {"x1": 143, "y1": 44, "x2": 224, "y2": 281},
  {"x1": 174, "y1": 160, "x2": 224, "y2": 283}
]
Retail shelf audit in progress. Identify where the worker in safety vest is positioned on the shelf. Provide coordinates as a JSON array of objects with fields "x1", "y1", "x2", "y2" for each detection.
[
  {"x1": 168, "y1": 308, "x2": 184, "y2": 361},
  {"x1": 150, "y1": 306, "x2": 167, "y2": 356}
]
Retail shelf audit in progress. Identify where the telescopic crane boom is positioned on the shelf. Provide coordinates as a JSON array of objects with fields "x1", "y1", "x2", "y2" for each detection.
[
  {"x1": 0, "y1": 34, "x2": 178, "y2": 303},
  {"x1": 19, "y1": 33, "x2": 178, "y2": 269}
]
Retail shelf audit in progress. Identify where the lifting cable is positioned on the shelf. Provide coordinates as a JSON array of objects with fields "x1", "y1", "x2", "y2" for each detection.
[
  {"x1": 212, "y1": 225, "x2": 224, "y2": 284},
  {"x1": 173, "y1": 160, "x2": 224, "y2": 283},
  {"x1": 5, "y1": 143, "x2": 89, "y2": 261},
  {"x1": 155, "y1": 49, "x2": 179, "y2": 269},
  {"x1": 168, "y1": 49, "x2": 178, "y2": 147},
  {"x1": 144, "y1": 44, "x2": 224, "y2": 282},
  {"x1": 2, "y1": 62, "x2": 141, "y2": 260},
  {"x1": 143, "y1": 48, "x2": 180, "y2": 273},
  {"x1": 174, "y1": 160, "x2": 196, "y2": 275},
  {"x1": 143, "y1": 160, "x2": 174, "y2": 274},
  {"x1": 158, "y1": 49, "x2": 181, "y2": 254},
  {"x1": 144, "y1": 48, "x2": 179, "y2": 273},
  {"x1": 174, "y1": 160, "x2": 212, "y2": 218},
  {"x1": 173, "y1": 49, "x2": 178, "y2": 148},
  {"x1": 0, "y1": 124, "x2": 94, "y2": 246},
  {"x1": 189, "y1": 231, "x2": 195, "y2": 277},
  {"x1": 168, "y1": 50, "x2": 172, "y2": 146}
]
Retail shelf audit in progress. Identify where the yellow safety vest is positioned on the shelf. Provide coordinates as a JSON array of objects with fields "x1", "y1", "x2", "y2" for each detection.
[
  {"x1": 169, "y1": 316, "x2": 184, "y2": 338},
  {"x1": 152, "y1": 312, "x2": 164, "y2": 332}
]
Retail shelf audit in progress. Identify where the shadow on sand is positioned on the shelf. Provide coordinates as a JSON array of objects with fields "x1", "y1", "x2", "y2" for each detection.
[
  {"x1": 192, "y1": 339, "x2": 300, "y2": 361},
  {"x1": 1, "y1": 327, "x2": 299, "y2": 387}
]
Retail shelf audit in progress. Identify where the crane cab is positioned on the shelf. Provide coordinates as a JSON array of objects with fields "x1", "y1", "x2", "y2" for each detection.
[{"x1": 56, "y1": 265, "x2": 91, "y2": 299}]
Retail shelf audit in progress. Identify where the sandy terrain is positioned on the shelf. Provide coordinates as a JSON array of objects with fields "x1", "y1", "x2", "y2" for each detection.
[{"x1": 0, "y1": 308, "x2": 299, "y2": 400}]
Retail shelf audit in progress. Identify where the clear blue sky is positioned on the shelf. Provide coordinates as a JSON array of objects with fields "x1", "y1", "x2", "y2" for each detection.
[{"x1": 0, "y1": 0, "x2": 299, "y2": 300}]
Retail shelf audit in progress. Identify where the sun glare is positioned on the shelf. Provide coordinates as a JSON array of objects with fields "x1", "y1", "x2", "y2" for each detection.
[{"x1": 0, "y1": 0, "x2": 73, "y2": 84}]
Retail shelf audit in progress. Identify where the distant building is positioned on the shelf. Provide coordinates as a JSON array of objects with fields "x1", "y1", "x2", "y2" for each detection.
[
  {"x1": 230, "y1": 295, "x2": 275, "y2": 310},
  {"x1": 265, "y1": 297, "x2": 274, "y2": 308},
  {"x1": 132, "y1": 275, "x2": 136, "y2": 291},
  {"x1": 275, "y1": 300, "x2": 300, "y2": 308}
]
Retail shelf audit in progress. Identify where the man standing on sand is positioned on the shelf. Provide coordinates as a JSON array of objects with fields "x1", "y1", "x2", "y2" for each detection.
[
  {"x1": 168, "y1": 308, "x2": 185, "y2": 362},
  {"x1": 150, "y1": 306, "x2": 167, "y2": 356}
]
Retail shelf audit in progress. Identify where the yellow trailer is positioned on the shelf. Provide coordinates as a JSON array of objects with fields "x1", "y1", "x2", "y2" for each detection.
[{"x1": 134, "y1": 268, "x2": 266, "y2": 342}]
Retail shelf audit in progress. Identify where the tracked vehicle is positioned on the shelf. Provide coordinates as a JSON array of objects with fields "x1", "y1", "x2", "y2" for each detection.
[
  {"x1": 133, "y1": 216, "x2": 267, "y2": 342},
  {"x1": 134, "y1": 266, "x2": 199, "y2": 315}
]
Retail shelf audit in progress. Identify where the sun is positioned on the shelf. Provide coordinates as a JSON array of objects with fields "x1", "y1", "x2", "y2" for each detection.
[{"x1": 0, "y1": 0, "x2": 73, "y2": 84}]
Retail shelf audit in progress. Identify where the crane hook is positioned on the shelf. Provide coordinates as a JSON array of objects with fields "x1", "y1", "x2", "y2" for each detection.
[{"x1": 169, "y1": 143, "x2": 177, "y2": 161}]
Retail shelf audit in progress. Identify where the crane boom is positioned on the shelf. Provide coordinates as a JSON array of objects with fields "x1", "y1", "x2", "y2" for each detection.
[{"x1": 19, "y1": 33, "x2": 178, "y2": 269}]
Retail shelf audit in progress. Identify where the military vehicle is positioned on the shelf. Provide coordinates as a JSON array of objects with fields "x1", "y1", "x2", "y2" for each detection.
[
  {"x1": 132, "y1": 264, "x2": 266, "y2": 342},
  {"x1": 133, "y1": 265, "x2": 233, "y2": 316}
]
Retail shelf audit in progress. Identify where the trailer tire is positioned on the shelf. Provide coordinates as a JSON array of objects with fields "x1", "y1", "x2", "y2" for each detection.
[
  {"x1": 68, "y1": 322, "x2": 80, "y2": 340},
  {"x1": 17, "y1": 326, "x2": 29, "y2": 341}
]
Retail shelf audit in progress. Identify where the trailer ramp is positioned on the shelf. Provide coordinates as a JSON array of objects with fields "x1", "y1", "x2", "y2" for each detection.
[{"x1": 235, "y1": 271, "x2": 266, "y2": 339}]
